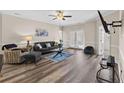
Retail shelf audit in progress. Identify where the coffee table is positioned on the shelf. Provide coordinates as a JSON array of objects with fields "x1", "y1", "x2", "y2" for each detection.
[{"x1": 53, "y1": 44, "x2": 63, "y2": 58}]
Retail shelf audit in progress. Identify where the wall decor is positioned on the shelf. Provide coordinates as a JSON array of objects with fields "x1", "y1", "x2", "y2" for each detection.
[{"x1": 35, "y1": 28, "x2": 48, "y2": 37}]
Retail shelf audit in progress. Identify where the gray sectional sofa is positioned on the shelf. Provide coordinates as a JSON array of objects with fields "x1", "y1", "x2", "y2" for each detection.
[{"x1": 33, "y1": 41, "x2": 59, "y2": 54}]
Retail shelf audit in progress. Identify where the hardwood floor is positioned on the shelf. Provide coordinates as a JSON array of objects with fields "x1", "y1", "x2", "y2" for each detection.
[{"x1": 0, "y1": 49, "x2": 101, "y2": 83}]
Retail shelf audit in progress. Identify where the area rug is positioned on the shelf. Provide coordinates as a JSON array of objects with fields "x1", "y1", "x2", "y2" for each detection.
[{"x1": 46, "y1": 51, "x2": 74, "y2": 62}]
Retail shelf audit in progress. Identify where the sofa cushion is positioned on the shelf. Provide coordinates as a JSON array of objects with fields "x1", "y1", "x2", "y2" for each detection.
[
  {"x1": 50, "y1": 45, "x2": 59, "y2": 50},
  {"x1": 46, "y1": 43, "x2": 51, "y2": 48},
  {"x1": 39, "y1": 48, "x2": 49, "y2": 51},
  {"x1": 33, "y1": 41, "x2": 58, "y2": 53},
  {"x1": 49, "y1": 42, "x2": 55, "y2": 47},
  {"x1": 36, "y1": 44, "x2": 42, "y2": 49},
  {"x1": 40, "y1": 42, "x2": 47, "y2": 48}
]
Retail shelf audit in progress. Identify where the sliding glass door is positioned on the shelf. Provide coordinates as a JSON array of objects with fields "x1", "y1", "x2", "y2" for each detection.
[{"x1": 69, "y1": 31, "x2": 84, "y2": 49}]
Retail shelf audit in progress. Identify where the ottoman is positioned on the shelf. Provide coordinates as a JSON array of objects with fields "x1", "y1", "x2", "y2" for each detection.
[
  {"x1": 84, "y1": 46, "x2": 94, "y2": 55},
  {"x1": 23, "y1": 51, "x2": 41, "y2": 64}
]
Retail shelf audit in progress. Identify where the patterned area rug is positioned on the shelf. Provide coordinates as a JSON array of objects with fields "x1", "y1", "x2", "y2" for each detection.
[{"x1": 46, "y1": 51, "x2": 73, "y2": 62}]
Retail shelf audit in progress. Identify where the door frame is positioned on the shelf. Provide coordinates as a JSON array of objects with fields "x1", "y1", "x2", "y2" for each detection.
[
  {"x1": 98, "y1": 26, "x2": 105, "y2": 55},
  {"x1": 69, "y1": 30, "x2": 85, "y2": 49}
]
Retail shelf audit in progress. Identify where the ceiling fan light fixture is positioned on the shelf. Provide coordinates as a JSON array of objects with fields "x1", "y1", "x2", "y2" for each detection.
[
  {"x1": 56, "y1": 11, "x2": 64, "y2": 20},
  {"x1": 57, "y1": 16, "x2": 63, "y2": 20},
  {"x1": 49, "y1": 10, "x2": 72, "y2": 21}
]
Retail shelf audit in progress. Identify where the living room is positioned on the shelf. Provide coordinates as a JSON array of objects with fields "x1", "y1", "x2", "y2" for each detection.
[{"x1": 0, "y1": 10, "x2": 123, "y2": 83}]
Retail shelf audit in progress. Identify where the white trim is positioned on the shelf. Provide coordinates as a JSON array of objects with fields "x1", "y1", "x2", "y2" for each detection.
[
  {"x1": 85, "y1": 42, "x2": 96, "y2": 47},
  {"x1": 119, "y1": 48, "x2": 124, "y2": 82},
  {"x1": 111, "y1": 45, "x2": 119, "y2": 49},
  {"x1": 119, "y1": 49, "x2": 124, "y2": 63},
  {"x1": 85, "y1": 42, "x2": 95, "y2": 45}
]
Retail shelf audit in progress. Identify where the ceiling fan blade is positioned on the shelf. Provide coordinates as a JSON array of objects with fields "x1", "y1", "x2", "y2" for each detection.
[
  {"x1": 62, "y1": 18, "x2": 66, "y2": 20},
  {"x1": 64, "y1": 15, "x2": 72, "y2": 17},
  {"x1": 52, "y1": 18, "x2": 57, "y2": 20},
  {"x1": 48, "y1": 15, "x2": 56, "y2": 17}
]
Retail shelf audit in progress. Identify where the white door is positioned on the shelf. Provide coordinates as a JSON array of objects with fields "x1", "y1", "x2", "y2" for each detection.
[
  {"x1": 98, "y1": 26, "x2": 110, "y2": 56},
  {"x1": 104, "y1": 31, "x2": 110, "y2": 56},
  {"x1": 69, "y1": 31, "x2": 75, "y2": 47},
  {"x1": 99, "y1": 26, "x2": 105, "y2": 55},
  {"x1": 76, "y1": 31, "x2": 84, "y2": 49},
  {"x1": 69, "y1": 31, "x2": 84, "y2": 49}
]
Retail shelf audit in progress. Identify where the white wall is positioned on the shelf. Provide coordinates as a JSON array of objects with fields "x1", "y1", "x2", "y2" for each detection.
[
  {"x1": 96, "y1": 11, "x2": 123, "y2": 81},
  {"x1": 0, "y1": 12, "x2": 121, "y2": 60},
  {"x1": 0, "y1": 14, "x2": 60, "y2": 48},
  {"x1": 0, "y1": 14, "x2": 2, "y2": 52},
  {"x1": 63, "y1": 11, "x2": 120, "y2": 62},
  {"x1": 96, "y1": 11, "x2": 120, "y2": 61},
  {"x1": 119, "y1": 11, "x2": 124, "y2": 81},
  {"x1": 63, "y1": 20, "x2": 97, "y2": 51},
  {"x1": 83, "y1": 21, "x2": 96, "y2": 47}
]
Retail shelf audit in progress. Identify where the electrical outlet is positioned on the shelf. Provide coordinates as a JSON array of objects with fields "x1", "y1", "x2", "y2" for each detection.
[{"x1": 121, "y1": 70, "x2": 123, "y2": 73}]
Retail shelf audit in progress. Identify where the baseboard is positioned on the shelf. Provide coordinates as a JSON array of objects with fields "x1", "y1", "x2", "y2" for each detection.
[{"x1": 67, "y1": 47, "x2": 83, "y2": 50}]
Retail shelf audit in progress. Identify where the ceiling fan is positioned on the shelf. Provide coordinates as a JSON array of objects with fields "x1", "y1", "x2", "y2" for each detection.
[{"x1": 48, "y1": 10, "x2": 72, "y2": 20}]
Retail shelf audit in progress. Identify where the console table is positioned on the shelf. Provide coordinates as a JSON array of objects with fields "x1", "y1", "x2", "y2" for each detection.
[{"x1": 96, "y1": 56, "x2": 120, "y2": 83}]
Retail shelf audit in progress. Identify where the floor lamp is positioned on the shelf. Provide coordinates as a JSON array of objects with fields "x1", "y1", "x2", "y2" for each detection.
[{"x1": 25, "y1": 35, "x2": 32, "y2": 49}]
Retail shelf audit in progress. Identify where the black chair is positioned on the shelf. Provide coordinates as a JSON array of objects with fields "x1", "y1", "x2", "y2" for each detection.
[{"x1": 84, "y1": 46, "x2": 94, "y2": 55}]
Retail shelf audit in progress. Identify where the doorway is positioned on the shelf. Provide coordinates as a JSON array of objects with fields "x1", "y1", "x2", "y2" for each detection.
[
  {"x1": 69, "y1": 31, "x2": 85, "y2": 49},
  {"x1": 98, "y1": 26, "x2": 110, "y2": 56}
]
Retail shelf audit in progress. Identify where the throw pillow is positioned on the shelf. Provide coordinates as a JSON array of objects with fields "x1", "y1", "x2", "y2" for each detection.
[
  {"x1": 36, "y1": 44, "x2": 42, "y2": 49},
  {"x1": 46, "y1": 43, "x2": 51, "y2": 48}
]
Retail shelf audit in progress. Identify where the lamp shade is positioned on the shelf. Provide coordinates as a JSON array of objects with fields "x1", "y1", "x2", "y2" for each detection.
[{"x1": 25, "y1": 35, "x2": 32, "y2": 41}]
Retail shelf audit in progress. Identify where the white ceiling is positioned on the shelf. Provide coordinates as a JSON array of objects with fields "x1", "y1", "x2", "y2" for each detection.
[{"x1": 0, "y1": 10, "x2": 115, "y2": 26}]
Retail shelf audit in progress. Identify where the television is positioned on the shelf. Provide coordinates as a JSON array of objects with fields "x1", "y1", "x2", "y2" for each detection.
[{"x1": 97, "y1": 10, "x2": 110, "y2": 34}]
